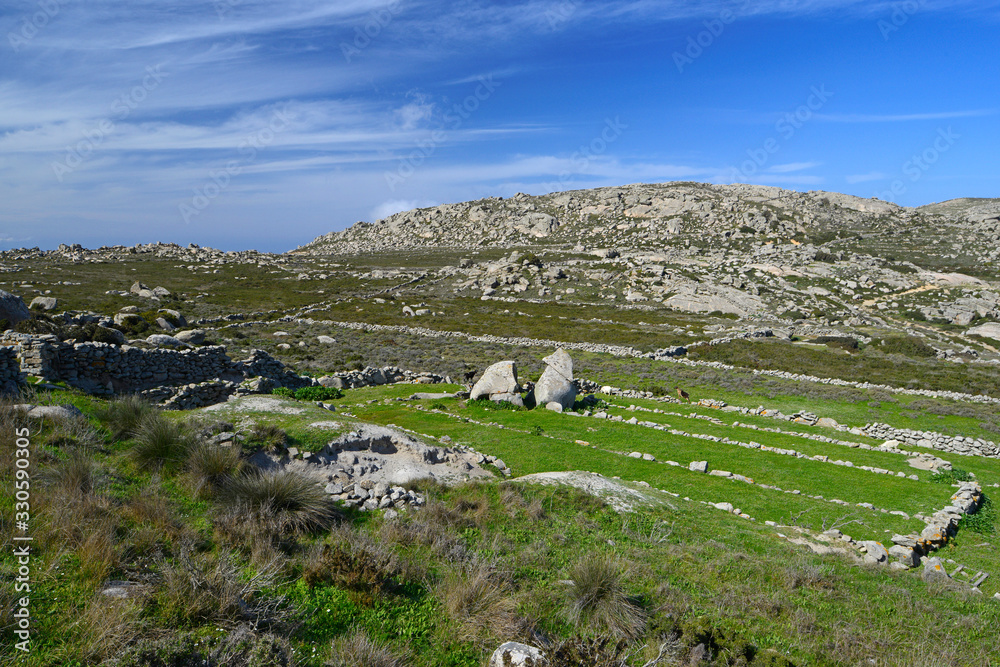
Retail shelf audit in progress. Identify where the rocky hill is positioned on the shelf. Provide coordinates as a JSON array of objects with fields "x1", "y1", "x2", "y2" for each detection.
[{"x1": 297, "y1": 183, "x2": 1000, "y2": 268}]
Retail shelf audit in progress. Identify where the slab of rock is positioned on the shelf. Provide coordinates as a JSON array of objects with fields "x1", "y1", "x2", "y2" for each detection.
[
  {"x1": 967, "y1": 322, "x2": 1000, "y2": 341},
  {"x1": 28, "y1": 404, "x2": 83, "y2": 420},
  {"x1": 532, "y1": 348, "x2": 576, "y2": 410},
  {"x1": 114, "y1": 312, "x2": 145, "y2": 327},
  {"x1": 689, "y1": 460, "x2": 708, "y2": 473},
  {"x1": 545, "y1": 401, "x2": 563, "y2": 412},
  {"x1": 317, "y1": 335, "x2": 336, "y2": 344},
  {"x1": 488, "y1": 642, "x2": 546, "y2": 667},
  {"x1": 0, "y1": 290, "x2": 31, "y2": 329},
  {"x1": 470, "y1": 361, "x2": 521, "y2": 401}
]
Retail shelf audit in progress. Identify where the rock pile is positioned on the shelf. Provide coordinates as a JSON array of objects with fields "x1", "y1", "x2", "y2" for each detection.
[{"x1": 319, "y1": 365, "x2": 444, "y2": 389}]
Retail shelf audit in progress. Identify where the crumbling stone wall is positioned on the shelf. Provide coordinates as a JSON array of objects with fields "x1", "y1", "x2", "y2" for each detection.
[{"x1": 0, "y1": 346, "x2": 23, "y2": 394}]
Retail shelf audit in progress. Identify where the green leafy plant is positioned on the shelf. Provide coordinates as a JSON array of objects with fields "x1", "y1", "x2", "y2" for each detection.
[{"x1": 293, "y1": 386, "x2": 344, "y2": 401}]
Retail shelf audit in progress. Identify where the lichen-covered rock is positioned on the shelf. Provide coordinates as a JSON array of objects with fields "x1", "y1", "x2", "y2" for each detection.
[{"x1": 488, "y1": 642, "x2": 546, "y2": 667}]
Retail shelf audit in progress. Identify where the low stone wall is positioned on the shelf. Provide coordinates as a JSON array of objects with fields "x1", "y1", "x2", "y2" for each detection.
[
  {"x1": 862, "y1": 422, "x2": 1000, "y2": 459},
  {"x1": 0, "y1": 346, "x2": 23, "y2": 394},
  {"x1": 0, "y1": 333, "x2": 311, "y2": 400}
]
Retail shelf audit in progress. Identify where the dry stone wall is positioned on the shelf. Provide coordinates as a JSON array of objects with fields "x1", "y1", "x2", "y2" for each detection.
[{"x1": 0, "y1": 333, "x2": 311, "y2": 401}]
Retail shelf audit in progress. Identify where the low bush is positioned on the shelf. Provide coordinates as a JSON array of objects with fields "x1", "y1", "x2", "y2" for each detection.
[
  {"x1": 436, "y1": 563, "x2": 522, "y2": 645},
  {"x1": 244, "y1": 423, "x2": 289, "y2": 452},
  {"x1": 467, "y1": 397, "x2": 525, "y2": 411},
  {"x1": 879, "y1": 336, "x2": 937, "y2": 358},
  {"x1": 930, "y1": 468, "x2": 973, "y2": 484},
  {"x1": 271, "y1": 387, "x2": 295, "y2": 398},
  {"x1": 294, "y1": 386, "x2": 343, "y2": 401}
]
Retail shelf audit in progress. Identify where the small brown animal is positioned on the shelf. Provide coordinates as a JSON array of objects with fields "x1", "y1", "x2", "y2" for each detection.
[
  {"x1": 674, "y1": 385, "x2": 690, "y2": 403},
  {"x1": 463, "y1": 370, "x2": 477, "y2": 386}
]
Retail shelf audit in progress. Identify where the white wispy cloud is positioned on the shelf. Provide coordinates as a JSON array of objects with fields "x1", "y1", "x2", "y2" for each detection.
[
  {"x1": 845, "y1": 171, "x2": 888, "y2": 184},
  {"x1": 815, "y1": 109, "x2": 998, "y2": 123}
]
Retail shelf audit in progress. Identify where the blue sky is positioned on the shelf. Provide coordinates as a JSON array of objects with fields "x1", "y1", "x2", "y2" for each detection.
[{"x1": 1, "y1": 0, "x2": 998, "y2": 252}]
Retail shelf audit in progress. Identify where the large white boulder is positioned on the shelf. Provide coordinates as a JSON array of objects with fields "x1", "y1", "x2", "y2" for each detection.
[
  {"x1": 470, "y1": 361, "x2": 521, "y2": 402},
  {"x1": 532, "y1": 348, "x2": 576, "y2": 410}
]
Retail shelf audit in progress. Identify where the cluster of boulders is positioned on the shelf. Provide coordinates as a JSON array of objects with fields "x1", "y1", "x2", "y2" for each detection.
[{"x1": 470, "y1": 349, "x2": 577, "y2": 412}]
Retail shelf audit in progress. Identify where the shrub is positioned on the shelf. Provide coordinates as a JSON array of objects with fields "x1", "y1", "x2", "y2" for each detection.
[
  {"x1": 106, "y1": 629, "x2": 293, "y2": 667},
  {"x1": 327, "y1": 630, "x2": 410, "y2": 667},
  {"x1": 467, "y1": 397, "x2": 525, "y2": 411},
  {"x1": 271, "y1": 387, "x2": 295, "y2": 398},
  {"x1": 218, "y1": 469, "x2": 338, "y2": 535},
  {"x1": 294, "y1": 386, "x2": 343, "y2": 401},
  {"x1": 97, "y1": 394, "x2": 157, "y2": 440},
  {"x1": 302, "y1": 542, "x2": 401, "y2": 605},
  {"x1": 563, "y1": 554, "x2": 645, "y2": 639},
  {"x1": 961, "y1": 497, "x2": 996, "y2": 535},
  {"x1": 130, "y1": 414, "x2": 196, "y2": 470},
  {"x1": 880, "y1": 336, "x2": 937, "y2": 358},
  {"x1": 814, "y1": 336, "x2": 859, "y2": 351},
  {"x1": 157, "y1": 545, "x2": 285, "y2": 629}
]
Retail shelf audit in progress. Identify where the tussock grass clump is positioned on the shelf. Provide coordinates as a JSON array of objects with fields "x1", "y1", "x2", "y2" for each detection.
[
  {"x1": 186, "y1": 441, "x2": 242, "y2": 497},
  {"x1": 42, "y1": 448, "x2": 97, "y2": 496},
  {"x1": 302, "y1": 537, "x2": 402, "y2": 605},
  {"x1": 563, "y1": 554, "x2": 646, "y2": 639},
  {"x1": 130, "y1": 413, "x2": 196, "y2": 470},
  {"x1": 327, "y1": 630, "x2": 410, "y2": 667},
  {"x1": 96, "y1": 394, "x2": 157, "y2": 440},
  {"x1": 436, "y1": 563, "x2": 523, "y2": 645},
  {"x1": 218, "y1": 469, "x2": 338, "y2": 537},
  {"x1": 245, "y1": 422, "x2": 288, "y2": 452}
]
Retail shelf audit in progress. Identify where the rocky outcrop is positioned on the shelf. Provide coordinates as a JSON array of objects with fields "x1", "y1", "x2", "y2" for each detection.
[{"x1": 0, "y1": 346, "x2": 24, "y2": 394}]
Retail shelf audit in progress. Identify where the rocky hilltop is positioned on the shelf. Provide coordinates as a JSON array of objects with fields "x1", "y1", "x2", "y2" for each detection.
[{"x1": 297, "y1": 182, "x2": 1000, "y2": 265}]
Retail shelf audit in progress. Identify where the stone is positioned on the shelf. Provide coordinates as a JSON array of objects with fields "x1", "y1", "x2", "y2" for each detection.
[
  {"x1": 29, "y1": 296, "x2": 58, "y2": 311},
  {"x1": 487, "y1": 642, "x2": 546, "y2": 667},
  {"x1": 114, "y1": 312, "x2": 145, "y2": 327},
  {"x1": 545, "y1": 401, "x2": 563, "y2": 412},
  {"x1": 532, "y1": 348, "x2": 577, "y2": 410},
  {"x1": 319, "y1": 376, "x2": 346, "y2": 389},
  {"x1": 146, "y1": 334, "x2": 186, "y2": 348},
  {"x1": 0, "y1": 290, "x2": 31, "y2": 329},
  {"x1": 317, "y1": 335, "x2": 336, "y2": 344},
  {"x1": 816, "y1": 417, "x2": 839, "y2": 428},
  {"x1": 470, "y1": 361, "x2": 521, "y2": 401},
  {"x1": 922, "y1": 557, "x2": 951, "y2": 583},
  {"x1": 174, "y1": 329, "x2": 206, "y2": 345},
  {"x1": 152, "y1": 286, "x2": 171, "y2": 297},
  {"x1": 27, "y1": 404, "x2": 83, "y2": 420},
  {"x1": 155, "y1": 317, "x2": 176, "y2": 331},
  {"x1": 887, "y1": 544, "x2": 920, "y2": 567},
  {"x1": 689, "y1": 460, "x2": 708, "y2": 473}
]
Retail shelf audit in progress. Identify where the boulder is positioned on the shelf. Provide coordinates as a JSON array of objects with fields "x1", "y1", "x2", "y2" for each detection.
[
  {"x1": 146, "y1": 334, "x2": 186, "y2": 348},
  {"x1": 155, "y1": 317, "x2": 176, "y2": 331},
  {"x1": 29, "y1": 296, "x2": 58, "y2": 311},
  {"x1": 0, "y1": 290, "x2": 31, "y2": 329},
  {"x1": 470, "y1": 361, "x2": 521, "y2": 401},
  {"x1": 152, "y1": 286, "x2": 171, "y2": 297},
  {"x1": 532, "y1": 349, "x2": 576, "y2": 410},
  {"x1": 174, "y1": 329, "x2": 206, "y2": 345},
  {"x1": 689, "y1": 460, "x2": 708, "y2": 473},
  {"x1": 114, "y1": 312, "x2": 145, "y2": 327},
  {"x1": 319, "y1": 376, "x2": 346, "y2": 389},
  {"x1": 967, "y1": 322, "x2": 1000, "y2": 341},
  {"x1": 317, "y1": 335, "x2": 336, "y2": 344},
  {"x1": 488, "y1": 642, "x2": 546, "y2": 667},
  {"x1": 545, "y1": 401, "x2": 563, "y2": 412}
]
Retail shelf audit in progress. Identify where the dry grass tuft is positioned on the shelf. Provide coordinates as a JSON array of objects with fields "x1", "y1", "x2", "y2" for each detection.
[
  {"x1": 327, "y1": 630, "x2": 410, "y2": 667},
  {"x1": 96, "y1": 394, "x2": 157, "y2": 440},
  {"x1": 130, "y1": 413, "x2": 197, "y2": 470},
  {"x1": 436, "y1": 562, "x2": 524, "y2": 645},
  {"x1": 185, "y1": 440, "x2": 242, "y2": 497}
]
